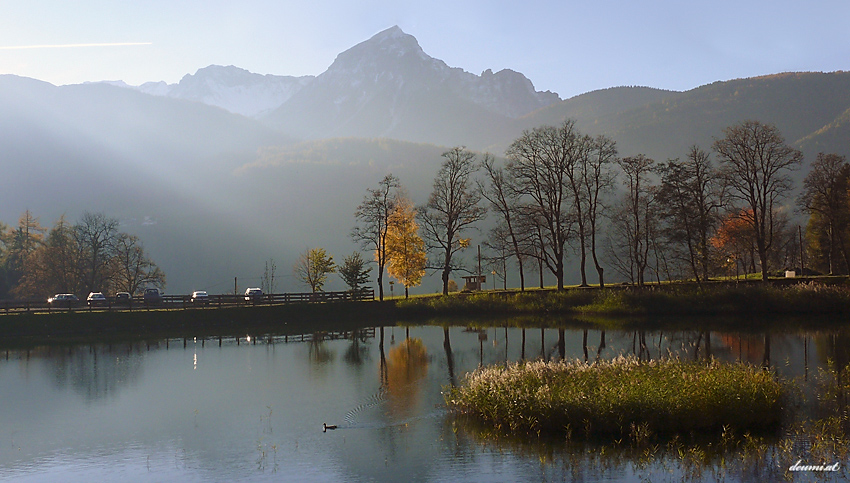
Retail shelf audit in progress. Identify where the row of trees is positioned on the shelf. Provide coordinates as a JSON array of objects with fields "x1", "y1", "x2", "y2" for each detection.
[
  {"x1": 0, "y1": 211, "x2": 165, "y2": 299},
  {"x1": 351, "y1": 119, "x2": 847, "y2": 296}
]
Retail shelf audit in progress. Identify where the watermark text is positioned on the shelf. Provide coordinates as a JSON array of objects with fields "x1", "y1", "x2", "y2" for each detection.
[{"x1": 789, "y1": 460, "x2": 840, "y2": 472}]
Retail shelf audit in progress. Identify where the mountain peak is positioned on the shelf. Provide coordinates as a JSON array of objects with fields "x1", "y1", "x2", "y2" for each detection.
[
  {"x1": 337, "y1": 25, "x2": 428, "y2": 63},
  {"x1": 373, "y1": 25, "x2": 406, "y2": 41}
]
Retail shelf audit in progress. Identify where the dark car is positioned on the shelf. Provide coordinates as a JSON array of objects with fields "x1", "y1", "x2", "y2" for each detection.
[
  {"x1": 48, "y1": 293, "x2": 79, "y2": 308},
  {"x1": 115, "y1": 292, "x2": 132, "y2": 305},
  {"x1": 87, "y1": 292, "x2": 107, "y2": 307},
  {"x1": 143, "y1": 287, "x2": 163, "y2": 305},
  {"x1": 244, "y1": 288, "x2": 263, "y2": 303}
]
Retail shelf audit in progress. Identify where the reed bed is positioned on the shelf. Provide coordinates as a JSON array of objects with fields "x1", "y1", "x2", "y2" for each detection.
[{"x1": 445, "y1": 356, "x2": 784, "y2": 441}]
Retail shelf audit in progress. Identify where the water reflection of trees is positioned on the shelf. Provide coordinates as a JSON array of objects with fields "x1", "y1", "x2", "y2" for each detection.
[
  {"x1": 343, "y1": 329, "x2": 371, "y2": 366},
  {"x1": 309, "y1": 334, "x2": 334, "y2": 365},
  {"x1": 384, "y1": 338, "x2": 428, "y2": 418},
  {"x1": 28, "y1": 343, "x2": 146, "y2": 402},
  {"x1": 449, "y1": 417, "x2": 793, "y2": 483},
  {"x1": 445, "y1": 324, "x2": 850, "y2": 482}
]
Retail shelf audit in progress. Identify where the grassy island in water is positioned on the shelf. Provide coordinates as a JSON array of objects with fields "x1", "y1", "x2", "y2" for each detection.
[{"x1": 445, "y1": 357, "x2": 784, "y2": 441}]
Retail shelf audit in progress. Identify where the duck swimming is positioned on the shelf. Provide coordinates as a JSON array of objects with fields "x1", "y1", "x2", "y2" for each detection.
[{"x1": 323, "y1": 423, "x2": 338, "y2": 432}]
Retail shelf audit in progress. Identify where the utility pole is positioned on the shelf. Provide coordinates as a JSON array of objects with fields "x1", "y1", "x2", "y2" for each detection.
[
  {"x1": 799, "y1": 225, "x2": 805, "y2": 277},
  {"x1": 234, "y1": 277, "x2": 238, "y2": 296},
  {"x1": 478, "y1": 245, "x2": 482, "y2": 291}
]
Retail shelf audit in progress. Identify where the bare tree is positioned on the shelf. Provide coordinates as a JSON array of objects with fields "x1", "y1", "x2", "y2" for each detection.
[
  {"x1": 656, "y1": 146, "x2": 724, "y2": 282},
  {"x1": 506, "y1": 121, "x2": 584, "y2": 290},
  {"x1": 112, "y1": 233, "x2": 166, "y2": 294},
  {"x1": 714, "y1": 121, "x2": 803, "y2": 281},
  {"x1": 479, "y1": 155, "x2": 528, "y2": 290},
  {"x1": 418, "y1": 147, "x2": 486, "y2": 295},
  {"x1": 610, "y1": 155, "x2": 657, "y2": 285},
  {"x1": 261, "y1": 258, "x2": 278, "y2": 294},
  {"x1": 483, "y1": 224, "x2": 513, "y2": 290},
  {"x1": 352, "y1": 174, "x2": 400, "y2": 301},
  {"x1": 73, "y1": 212, "x2": 119, "y2": 293},
  {"x1": 799, "y1": 153, "x2": 850, "y2": 274},
  {"x1": 581, "y1": 135, "x2": 618, "y2": 287}
]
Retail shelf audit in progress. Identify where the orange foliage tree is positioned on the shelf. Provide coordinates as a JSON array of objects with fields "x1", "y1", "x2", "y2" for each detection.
[{"x1": 711, "y1": 210, "x2": 757, "y2": 276}]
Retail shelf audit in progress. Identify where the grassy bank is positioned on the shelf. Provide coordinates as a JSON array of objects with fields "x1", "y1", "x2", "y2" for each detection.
[
  {"x1": 397, "y1": 282, "x2": 850, "y2": 318},
  {"x1": 445, "y1": 357, "x2": 784, "y2": 440}
]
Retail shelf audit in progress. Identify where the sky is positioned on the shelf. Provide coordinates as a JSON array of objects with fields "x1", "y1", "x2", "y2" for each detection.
[{"x1": 1, "y1": 0, "x2": 849, "y2": 99}]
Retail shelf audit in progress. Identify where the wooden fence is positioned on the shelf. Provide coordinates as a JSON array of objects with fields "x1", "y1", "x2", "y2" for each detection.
[{"x1": 0, "y1": 289, "x2": 375, "y2": 315}]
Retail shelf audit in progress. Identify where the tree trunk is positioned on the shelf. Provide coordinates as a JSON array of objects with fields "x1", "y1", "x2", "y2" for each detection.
[
  {"x1": 759, "y1": 247, "x2": 770, "y2": 282},
  {"x1": 577, "y1": 221, "x2": 588, "y2": 287},
  {"x1": 591, "y1": 228, "x2": 605, "y2": 288}
]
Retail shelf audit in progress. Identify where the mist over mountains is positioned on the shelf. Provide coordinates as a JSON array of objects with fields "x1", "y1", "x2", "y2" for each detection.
[{"x1": 2, "y1": 26, "x2": 849, "y2": 294}]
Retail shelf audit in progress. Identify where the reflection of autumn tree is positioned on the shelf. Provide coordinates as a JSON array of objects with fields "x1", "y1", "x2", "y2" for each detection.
[{"x1": 386, "y1": 338, "x2": 428, "y2": 417}]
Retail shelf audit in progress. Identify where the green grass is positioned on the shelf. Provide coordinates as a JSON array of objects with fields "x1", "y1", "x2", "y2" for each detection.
[
  {"x1": 397, "y1": 282, "x2": 850, "y2": 318},
  {"x1": 445, "y1": 356, "x2": 784, "y2": 441}
]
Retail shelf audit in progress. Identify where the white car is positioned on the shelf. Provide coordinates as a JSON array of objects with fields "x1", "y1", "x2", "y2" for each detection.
[
  {"x1": 48, "y1": 293, "x2": 79, "y2": 307},
  {"x1": 244, "y1": 288, "x2": 263, "y2": 302},
  {"x1": 191, "y1": 290, "x2": 209, "y2": 305}
]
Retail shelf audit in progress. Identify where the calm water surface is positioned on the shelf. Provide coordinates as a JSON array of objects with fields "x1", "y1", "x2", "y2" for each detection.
[{"x1": 1, "y1": 322, "x2": 848, "y2": 482}]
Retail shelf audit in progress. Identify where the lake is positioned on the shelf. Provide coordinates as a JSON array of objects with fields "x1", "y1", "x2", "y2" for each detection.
[{"x1": 1, "y1": 320, "x2": 848, "y2": 482}]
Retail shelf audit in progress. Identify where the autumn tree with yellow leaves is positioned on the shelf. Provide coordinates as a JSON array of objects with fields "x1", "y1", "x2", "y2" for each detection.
[{"x1": 385, "y1": 196, "x2": 426, "y2": 298}]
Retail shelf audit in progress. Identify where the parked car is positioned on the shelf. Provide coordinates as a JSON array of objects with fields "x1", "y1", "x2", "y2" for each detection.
[
  {"x1": 143, "y1": 287, "x2": 163, "y2": 305},
  {"x1": 86, "y1": 292, "x2": 107, "y2": 307},
  {"x1": 191, "y1": 290, "x2": 209, "y2": 305},
  {"x1": 244, "y1": 288, "x2": 263, "y2": 303},
  {"x1": 48, "y1": 293, "x2": 79, "y2": 308},
  {"x1": 115, "y1": 292, "x2": 132, "y2": 305}
]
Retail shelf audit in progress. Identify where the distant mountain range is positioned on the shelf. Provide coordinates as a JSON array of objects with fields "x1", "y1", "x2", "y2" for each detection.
[
  {"x1": 129, "y1": 65, "x2": 314, "y2": 118},
  {"x1": 2, "y1": 26, "x2": 849, "y2": 293},
  {"x1": 128, "y1": 26, "x2": 560, "y2": 147}
]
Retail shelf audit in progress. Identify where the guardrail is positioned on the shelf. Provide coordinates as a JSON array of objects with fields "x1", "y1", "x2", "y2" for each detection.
[{"x1": 0, "y1": 289, "x2": 375, "y2": 315}]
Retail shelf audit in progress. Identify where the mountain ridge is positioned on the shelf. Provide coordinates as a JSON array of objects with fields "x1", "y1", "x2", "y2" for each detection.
[{"x1": 115, "y1": 26, "x2": 560, "y2": 144}]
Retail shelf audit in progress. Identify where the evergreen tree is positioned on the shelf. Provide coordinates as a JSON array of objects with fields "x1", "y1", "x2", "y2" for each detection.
[{"x1": 338, "y1": 252, "x2": 372, "y2": 292}]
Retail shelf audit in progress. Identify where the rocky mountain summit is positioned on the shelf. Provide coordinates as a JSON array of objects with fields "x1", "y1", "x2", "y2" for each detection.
[
  {"x1": 261, "y1": 26, "x2": 559, "y2": 145},
  {"x1": 128, "y1": 26, "x2": 559, "y2": 145}
]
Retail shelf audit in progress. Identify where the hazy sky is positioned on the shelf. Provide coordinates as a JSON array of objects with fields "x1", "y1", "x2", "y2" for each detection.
[{"x1": 1, "y1": 0, "x2": 848, "y2": 99}]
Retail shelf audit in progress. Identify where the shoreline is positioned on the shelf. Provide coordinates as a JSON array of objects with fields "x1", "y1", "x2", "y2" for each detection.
[{"x1": 2, "y1": 282, "x2": 850, "y2": 346}]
